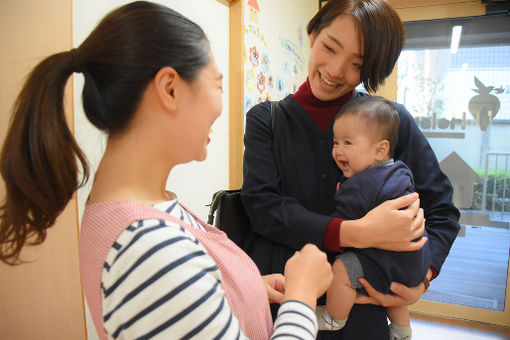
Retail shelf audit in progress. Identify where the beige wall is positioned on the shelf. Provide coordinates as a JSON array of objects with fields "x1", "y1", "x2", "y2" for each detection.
[{"x1": 0, "y1": 1, "x2": 86, "y2": 339}]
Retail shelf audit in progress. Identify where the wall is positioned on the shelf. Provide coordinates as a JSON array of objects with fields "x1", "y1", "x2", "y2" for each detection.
[
  {"x1": 72, "y1": 1, "x2": 230, "y2": 338},
  {"x1": 243, "y1": 0, "x2": 316, "y2": 111},
  {"x1": 230, "y1": 0, "x2": 317, "y2": 188},
  {"x1": 0, "y1": 1, "x2": 86, "y2": 339}
]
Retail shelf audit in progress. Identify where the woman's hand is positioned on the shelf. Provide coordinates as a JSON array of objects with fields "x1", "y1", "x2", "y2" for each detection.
[
  {"x1": 346, "y1": 193, "x2": 427, "y2": 251},
  {"x1": 262, "y1": 274, "x2": 285, "y2": 304},
  {"x1": 283, "y1": 244, "x2": 333, "y2": 310},
  {"x1": 355, "y1": 278, "x2": 426, "y2": 307}
]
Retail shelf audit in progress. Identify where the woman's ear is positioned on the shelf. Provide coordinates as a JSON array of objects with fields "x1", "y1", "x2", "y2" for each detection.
[
  {"x1": 375, "y1": 140, "x2": 390, "y2": 162},
  {"x1": 154, "y1": 66, "x2": 179, "y2": 113},
  {"x1": 309, "y1": 29, "x2": 317, "y2": 46}
]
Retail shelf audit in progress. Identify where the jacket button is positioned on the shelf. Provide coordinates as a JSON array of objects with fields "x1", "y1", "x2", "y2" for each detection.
[{"x1": 321, "y1": 174, "x2": 327, "y2": 180}]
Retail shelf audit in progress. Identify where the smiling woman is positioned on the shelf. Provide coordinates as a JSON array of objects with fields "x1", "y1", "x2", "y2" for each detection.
[
  {"x1": 0, "y1": 2, "x2": 334, "y2": 339},
  {"x1": 241, "y1": 1, "x2": 460, "y2": 339},
  {"x1": 307, "y1": 14, "x2": 363, "y2": 101}
]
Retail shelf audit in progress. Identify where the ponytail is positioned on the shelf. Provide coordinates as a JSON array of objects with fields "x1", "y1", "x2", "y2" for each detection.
[
  {"x1": 0, "y1": 1, "x2": 211, "y2": 264},
  {"x1": 0, "y1": 50, "x2": 89, "y2": 264}
]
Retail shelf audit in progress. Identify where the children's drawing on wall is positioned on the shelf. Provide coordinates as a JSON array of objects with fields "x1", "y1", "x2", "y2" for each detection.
[
  {"x1": 243, "y1": 0, "x2": 308, "y2": 115},
  {"x1": 261, "y1": 53, "x2": 270, "y2": 74},
  {"x1": 245, "y1": 69, "x2": 255, "y2": 92},
  {"x1": 279, "y1": 36, "x2": 305, "y2": 72},
  {"x1": 249, "y1": 46, "x2": 259, "y2": 68},
  {"x1": 244, "y1": 96, "x2": 254, "y2": 113},
  {"x1": 282, "y1": 60, "x2": 290, "y2": 78},
  {"x1": 276, "y1": 77, "x2": 285, "y2": 93},
  {"x1": 257, "y1": 72, "x2": 266, "y2": 94},
  {"x1": 248, "y1": 0, "x2": 259, "y2": 24}
]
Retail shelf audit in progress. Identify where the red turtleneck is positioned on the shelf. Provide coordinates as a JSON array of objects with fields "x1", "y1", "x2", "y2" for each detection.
[
  {"x1": 292, "y1": 77, "x2": 353, "y2": 133},
  {"x1": 292, "y1": 78, "x2": 353, "y2": 252}
]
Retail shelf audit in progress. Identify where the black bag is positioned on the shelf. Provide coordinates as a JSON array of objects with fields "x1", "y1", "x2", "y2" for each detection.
[
  {"x1": 207, "y1": 101, "x2": 279, "y2": 248},
  {"x1": 207, "y1": 189, "x2": 251, "y2": 247}
]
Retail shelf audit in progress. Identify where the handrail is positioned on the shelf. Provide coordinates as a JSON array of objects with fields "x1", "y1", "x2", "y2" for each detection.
[{"x1": 482, "y1": 152, "x2": 510, "y2": 220}]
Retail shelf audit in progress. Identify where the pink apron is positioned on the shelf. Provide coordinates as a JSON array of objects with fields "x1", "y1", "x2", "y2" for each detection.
[{"x1": 79, "y1": 200, "x2": 273, "y2": 339}]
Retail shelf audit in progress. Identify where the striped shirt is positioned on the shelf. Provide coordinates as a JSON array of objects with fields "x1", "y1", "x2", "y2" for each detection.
[{"x1": 82, "y1": 199, "x2": 318, "y2": 339}]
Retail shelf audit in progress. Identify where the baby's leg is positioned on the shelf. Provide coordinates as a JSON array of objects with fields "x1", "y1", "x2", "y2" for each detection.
[
  {"x1": 327, "y1": 258, "x2": 356, "y2": 320},
  {"x1": 317, "y1": 252, "x2": 362, "y2": 331},
  {"x1": 387, "y1": 305, "x2": 412, "y2": 340}
]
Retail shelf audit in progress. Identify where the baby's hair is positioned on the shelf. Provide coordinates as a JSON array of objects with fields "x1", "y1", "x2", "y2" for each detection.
[{"x1": 334, "y1": 95, "x2": 400, "y2": 157}]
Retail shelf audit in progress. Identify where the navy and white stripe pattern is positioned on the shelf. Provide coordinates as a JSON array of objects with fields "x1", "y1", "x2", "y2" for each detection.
[{"x1": 101, "y1": 200, "x2": 318, "y2": 339}]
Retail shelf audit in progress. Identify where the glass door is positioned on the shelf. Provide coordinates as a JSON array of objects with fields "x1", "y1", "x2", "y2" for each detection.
[{"x1": 384, "y1": 3, "x2": 510, "y2": 326}]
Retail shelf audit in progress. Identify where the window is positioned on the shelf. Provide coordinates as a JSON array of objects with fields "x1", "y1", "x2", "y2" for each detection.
[{"x1": 397, "y1": 14, "x2": 510, "y2": 314}]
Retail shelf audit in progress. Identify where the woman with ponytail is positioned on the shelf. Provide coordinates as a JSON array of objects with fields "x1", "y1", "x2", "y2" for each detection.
[{"x1": 0, "y1": 2, "x2": 333, "y2": 339}]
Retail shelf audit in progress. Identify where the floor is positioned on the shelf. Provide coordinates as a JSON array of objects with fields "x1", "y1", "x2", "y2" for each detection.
[
  {"x1": 422, "y1": 223, "x2": 510, "y2": 311},
  {"x1": 411, "y1": 312, "x2": 510, "y2": 340},
  {"x1": 411, "y1": 212, "x2": 510, "y2": 339}
]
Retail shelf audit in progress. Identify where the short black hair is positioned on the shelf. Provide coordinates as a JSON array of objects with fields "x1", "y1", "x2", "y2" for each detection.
[{"x1": 307, "y1": 0, "x2": 405, "y2": 93}]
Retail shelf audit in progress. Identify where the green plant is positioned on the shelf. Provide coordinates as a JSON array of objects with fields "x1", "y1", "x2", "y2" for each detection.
[{"x1": 472, "y1": 169, "x2": 510, "y2": 212}]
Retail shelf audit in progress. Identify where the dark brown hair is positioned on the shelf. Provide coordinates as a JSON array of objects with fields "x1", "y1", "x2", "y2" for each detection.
[
  {"x1": 334, "y1": 95, "x2": 400, "y2": 157},
  {"x1": 0, "y1": 1, "x2": 210, "y2": 264},
  {"x1": 307, "y1": 0, "x2": 405, "y2": 93}
]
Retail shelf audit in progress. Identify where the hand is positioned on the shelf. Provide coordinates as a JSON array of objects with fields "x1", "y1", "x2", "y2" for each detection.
[
  {"x1": 355, "y1": 278, "x2": 426, "y2": 307},
  {"x1": 356, "y1": 193, "x2": 427, "y2": 251},
  {"x1": 262, "y1": 274, "x2": 285, "y2": 304},
  {"x1": 283, "y1": 244, "x2": 333, "y2": 310}
]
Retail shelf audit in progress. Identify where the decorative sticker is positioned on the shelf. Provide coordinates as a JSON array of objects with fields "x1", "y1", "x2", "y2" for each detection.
[
  {"x1": 261, "y1": 53, "x2": 270, "y2": 74},
  {"x1": 280, "y1": 36, "x2": 305, "y2": 71},
  {"x1": 244, "y1": 96, "x2": 254, "y2": 113},
  {"x1": 276, "y1": 77, "x2": 285, "y2": 93},
  {"x1": 268, "y1": 75, "x2": 274, "y2": 89},
  {"x1": 249, "y1": 46, "x2": 259, "y2": 68},
  {"x1": 257, "y1": 71, "x2": 266, "y2": 93},
  {"x1": 245, "y1": 69, "x2": 255, "y2": 91},
  {"x1": 247, "y1": 0, "x2": 260, "y2": 24}
]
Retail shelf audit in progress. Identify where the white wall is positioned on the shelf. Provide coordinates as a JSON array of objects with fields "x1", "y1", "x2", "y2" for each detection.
[{"x1": 72, "y1": 1, "x2": 229, "y2": 338}]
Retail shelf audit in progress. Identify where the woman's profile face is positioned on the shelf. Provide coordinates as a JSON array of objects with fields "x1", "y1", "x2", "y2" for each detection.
[
  {"x1": 308, "y1": 14, "x2": 362, "y2": 101},
  {"x1": 176, "y1": 54, "x2": 223, "y2": 163}
]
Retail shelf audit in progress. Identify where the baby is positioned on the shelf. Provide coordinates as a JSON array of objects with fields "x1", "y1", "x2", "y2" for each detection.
[{"x1": 318, "y1": 95, "x2": 431, "y2": 340}]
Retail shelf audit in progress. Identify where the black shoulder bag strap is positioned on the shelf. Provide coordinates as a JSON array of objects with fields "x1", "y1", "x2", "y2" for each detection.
[
  {"x1": 207, "y1": 101, "x2": 280, "y2": 244},
  {"x1": 270, "y1": 100, "x2": 278, "y2": 131}
]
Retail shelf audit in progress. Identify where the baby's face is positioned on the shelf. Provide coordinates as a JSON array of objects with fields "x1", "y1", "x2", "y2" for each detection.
[{"x1": 331, "y1": 115, "x2": 382, "y2": 178}]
